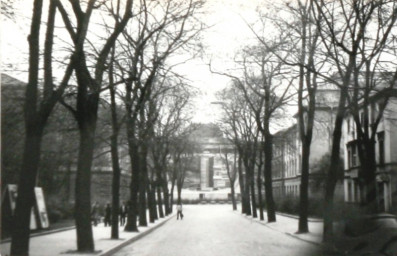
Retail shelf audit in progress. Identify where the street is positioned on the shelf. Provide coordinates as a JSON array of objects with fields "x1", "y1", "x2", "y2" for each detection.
[{"x1": 112, "y1": 205, "x2": 334, "y2": 256}]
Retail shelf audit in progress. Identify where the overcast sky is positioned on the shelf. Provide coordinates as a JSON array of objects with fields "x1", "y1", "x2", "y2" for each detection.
[{"x1": 1, "y1": 0, "x2": 266, "y2": 124}]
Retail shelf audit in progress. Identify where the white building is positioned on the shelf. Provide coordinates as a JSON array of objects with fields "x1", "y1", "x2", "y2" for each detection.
[
  {"x1": 272, "y1": 86, "x2": 343, "y2": 199},
  {"x1": 343, "y1": 89, "x2": 397, "y2": 213}
]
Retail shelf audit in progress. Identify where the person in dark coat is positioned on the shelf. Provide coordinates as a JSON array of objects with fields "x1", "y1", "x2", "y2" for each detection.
[
  {"x1": 119, "y1": 201, "x2": 128, "y2": 226},
  {"x1": 104, "y1": 203, "x2": 112, "y2": 227}
]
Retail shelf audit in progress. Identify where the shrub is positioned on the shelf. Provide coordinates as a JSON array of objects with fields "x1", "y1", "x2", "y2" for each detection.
[
  {"x1": 275, "y1": 195, "x2": 323, "y2": 217},
  {"x1": 46, "y1": 196, "x2": 74, "y2": 223},
  {"x1": 276, "y1": 195, "x2": 300, "y2": 215}
]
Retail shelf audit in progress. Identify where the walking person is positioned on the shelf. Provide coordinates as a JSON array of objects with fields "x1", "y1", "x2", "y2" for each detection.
[
  {"x1": 176, "y1": 203, "x2": 183, "y2": 220},
  {"x1": 91, "y1": 201, "x2": 100, "y2": 226},
  {"x1": 104, "y1": 203, "x2": 112, "y2": 227},
  {"x1": 119, "y1": 201, "x2": 128, "y2": 226}
]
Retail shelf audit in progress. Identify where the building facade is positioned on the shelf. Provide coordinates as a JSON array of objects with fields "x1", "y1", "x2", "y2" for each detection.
[
  {"x1": 188, "y1": 124, "x2": 235, "y2": 191},
  {"x1": 272, "y1": 87, "x2": 344, "y2": 200},
  {"x1": 343, "y1": 90, "x2": 397, "y2": 213}
]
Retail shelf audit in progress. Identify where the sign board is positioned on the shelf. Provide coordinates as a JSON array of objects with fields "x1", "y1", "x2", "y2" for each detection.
[
  {"x1": 30, "y1": 208, "x2": 37, "y2": 230},
  {"x1": 7, "y1": 184, "x2": 18, "y2": 214},
  {"x1": 34, "y1": 187, "x2": 49, "y2": 228},
  {"x1": 5, "y1": 184, "x2": 39, "y2": 230}
]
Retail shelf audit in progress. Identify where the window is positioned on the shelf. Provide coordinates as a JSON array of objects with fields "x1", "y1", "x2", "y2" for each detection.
[
  {"x1": 352, "y1": 144, "x2": 357, "y2": 166},
  {"x1": 347, "y1": 118, "x2": 350, "y2": 133},
  {"x1": 354, "y1": 182, "x2": 359, "y2": 203},
  {"x1": 348, "y1": 148, "x2": 352, "y2": 168},
  {"x1": 360, "y1": 111, "x2": 365, "y2": 125},
  {"x1": 347, "y1": 141, "x2": 358, "y2": 168},
  {"x1": 370, "y1": 103, "x2": 377, "y2": 124},
  {"x1": 292, "y1": 159, "x2": 296, "y2": 176},
  {"x1": 378, "y1": 132, "x2": 385, "y2": 166},
  {"x1": 348, "y1": 182, "x2": 352, "y2": 202}
]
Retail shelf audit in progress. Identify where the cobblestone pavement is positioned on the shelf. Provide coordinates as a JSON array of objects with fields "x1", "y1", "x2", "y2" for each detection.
[{"x1": 112, "y1": 205, "x2": 336, "y2": 256}]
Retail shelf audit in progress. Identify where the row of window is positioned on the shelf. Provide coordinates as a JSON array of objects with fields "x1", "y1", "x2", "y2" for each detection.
[
  {"x1": 346, "y1": 131, "x2": 385, "y2": 168},
  {"x1": 272, "y1": 155, "x2": 301, "y2": 179},
  {"x1": 346, "y1": 102, "x2": 382, "y2": 135},
  {"x1": 285, "y1": 185, "x2": 300, "y2": 196},
  {"x1": 272, "y1": 185, "x2": 300, "y2": 197},
  {"x1": 346, "y1": 180, "x2": 360, "y2": 203}
]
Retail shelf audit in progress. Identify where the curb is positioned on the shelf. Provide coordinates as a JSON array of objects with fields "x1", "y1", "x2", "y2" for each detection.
[
  {"x1": 236, "y1": 211, "x2": 322, "y2": 246},
  {"x1": 235, "y1": 211, "x2": 344, "y2": 255},
  {"x1": 99, "y1": 214, "x2": 175, "y2": 256},
  {"x1": 275, "y1": 212, "x2": 323, "y2": 223},
  {"x1": 283, "y1": 232, "x2": 321, "y2": 246}
]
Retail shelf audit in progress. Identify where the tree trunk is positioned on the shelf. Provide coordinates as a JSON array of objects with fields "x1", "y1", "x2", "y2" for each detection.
[
  {"x1": 264, "y1": 133, "x2": 276, "y2": 222},
  {"x1": 250, "y1": 171, "x2": 257, "y2": 218},
  {"x1": 10, "y1": 0, "x2": 44, "y2": 254},
  {"x1": 257, "y1": 148, "x2": 264, "y2": 221},
  {"x1": 170, "y1": 179, "x2": 176, "y2": 211},
  {"x1": 75, "y1": 124, "x2": 96, "y2": 252},
  {"x1": 157, "y1": 184, "x2": 165, "y2": 218},
  {"x1": 124, "y1": 142, "x2": 140, "y2": 232},
  {"x1": 237, "y1": 154, "x2": 246, "y2": 214},
  {"x1": 110, "y1": 132, "x2": 121, "y2": 238},
  {"x1": 152, "y1": 187, "x2": 158, "y2": 221},
  {"x1": 177, "y1": 183, "x2": 182, "y2": 205},
  {"x1": 138, "y1": 153, "x2": 148, "y2": 227},
  {"x1": 10, "y1": 126, "x2": 43, "y2": 255},
  {"x1": 231, "y1": 185, "x2": 237, "y2": 211},
  {"x1": 360, "y1": 140, "x2": 378, "y2": 213},
  {"x1": 147, "y1": 184, "x2": 156, "y2": 223},
  {"x1": 298, "y1": 139, "x2": 310, "y2": 233},
  {"x1": 109, "y1": 62, "x2": 121, "y2": 239},
  {"x1": 162, "y1": 179, "x2": 171, "y2": 215},
  {"x1": 244, "y1": 163, "x2": 252, "y2": 216},
  {"x1": 323, "y1": 87, "x2": 348, "y2": 242},
  {"x1": 73, "y1": 61, "x2": 100, "y2": 251}
]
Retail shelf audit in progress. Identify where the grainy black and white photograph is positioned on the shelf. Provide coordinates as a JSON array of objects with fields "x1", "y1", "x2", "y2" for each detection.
[{"x1": 1, "y1": 0, "x2": 397, "y2": 255}]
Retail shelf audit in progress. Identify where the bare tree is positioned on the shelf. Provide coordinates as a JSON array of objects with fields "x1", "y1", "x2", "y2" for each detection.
[
  {"x1": 255, "y1": 138, "x2": 265, "y2": 220},
  {"x1": 10, "y1": 1, "x2": 74, "y2": 254},
  {"x1": 108, "y1": 43, "x2": 125, "y2": 239},
  {"x1": 252, "y1": 0, "x2": 329, "y2": 231},
  {"x1": 174, "y1": 136, "x2": 196, "y2": 204},
  {"x1": 1, "y1": 0, "x2": 16, "y2": 20},
  {"x1": 56, "y1": 0, "x2": 133, "y2": 251},
  {"x1": 215, "y1": 42, "x2": 294, "y2": 222},
  {"x1": 310, "y1": 0, "x2": 397, "y2": 241},
  {"x1": 217, "y1": 86, "x2": 256, "y2": 216},
  {"x1": 220, "y1": 147, "x2": 238, "y2": 211},
  {"x1": 312, "y1": 1, "x2": 397, "y2": 241},
  {"x1": 266, "y1": 0, "x2": 324, "y2": 233},
  {"x1": 149, "y1": 82, "x2": 192, "y2": 216},
  {"x1": 112, "y1": 0, "x2": 204, "y2": 231}
]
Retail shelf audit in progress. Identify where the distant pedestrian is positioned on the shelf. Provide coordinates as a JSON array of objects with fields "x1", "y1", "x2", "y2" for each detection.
[
  {"x1": 104, "y1": 203, "x2": 112, "y2": 227},
  {"x1": 91, "y1": 201, "x2": 100, "y2": 226},
  {"x1": 119, "y1": 202, "x2": 128, "y2": 226},
  {"x1": 176, "y1": 203, "x2": 183, "y2": 220}
]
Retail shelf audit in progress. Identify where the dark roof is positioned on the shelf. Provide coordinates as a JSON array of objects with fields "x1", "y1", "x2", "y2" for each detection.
[
  {"x1": 273, "y1": 123, "x2": 297, "y2": 138},
  {"x1": 1, "y1": 73, "x2": 26, "y2": 88}
]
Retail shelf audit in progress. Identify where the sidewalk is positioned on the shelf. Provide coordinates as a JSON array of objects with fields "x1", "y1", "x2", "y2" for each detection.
[
  {"x1": 241, "y1": 212, "x2": 323, "y2": 245},
  {"x1": 239, "y1": 211, "x2": 397, "y2": 255},
  {"x1": 0, "y1": 214, "x2": 175, "y2": 256}
]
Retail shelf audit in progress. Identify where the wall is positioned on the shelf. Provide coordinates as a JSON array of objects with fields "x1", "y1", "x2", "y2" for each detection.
[{"x1": 67, "y1": 170, "x2": 131, "y2": 206}]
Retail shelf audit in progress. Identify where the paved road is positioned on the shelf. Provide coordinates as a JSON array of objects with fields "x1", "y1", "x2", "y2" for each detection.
[{"x1": 112, "y1": 205, "x2": 334, "y2": 256}]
